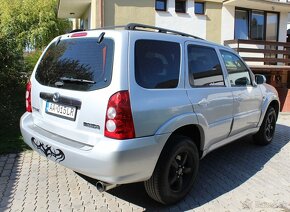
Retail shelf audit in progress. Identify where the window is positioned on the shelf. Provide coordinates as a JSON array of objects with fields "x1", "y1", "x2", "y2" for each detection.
[
  {"x1": 175, "y1": 0, "x2": 186, "y2": 13},
  {"x1": 135, "y1": 40, "x2": 180, "y2": 89},
  {"x1": 195, "y1": 2, "x2": 205, "y2": 15},
  {"x1": 188, "y1": 45, "x2": 225, "y2": 87},
  {"x1": 234, "y1": 9, "x2": 279, "y2": 41},
  {"x1": 251, "y1": 11, "x2": 265, "y2": 40},
  {"x1": 155, "y1": 0, "x2": 167, "y2": 11},
  {"x1": 35, "y1": 38, "x2": 114, "y2": 91},
  {"x1": 266, "y1": 13, "x2": 278, "y2": 41},
  {"x1": 235, "y1": 10, "x2": 249, "y2": 39},
  {"x1": 220, "y1": 50, "x2": 252, "y2": 87}
]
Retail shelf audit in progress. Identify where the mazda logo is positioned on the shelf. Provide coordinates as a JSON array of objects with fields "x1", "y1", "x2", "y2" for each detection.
[{"x1": 52, "y1": 93, "x2": 60, "y2": 103}]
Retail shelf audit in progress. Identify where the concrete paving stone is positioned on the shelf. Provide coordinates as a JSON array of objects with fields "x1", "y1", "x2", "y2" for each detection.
[
  {"x1": 96, "y1": 205, "x2": 110, "y2": 212},
  {"x1": 0, "y1": 184, "x2": 6, "y2": 191},
  {"x1": 4, "y1": 164, "x2": 14, "y2": 170},
  {"x1": 9, "y1": 173, "x2": 20, "y2": 181},
  {"x1": 10, "y1": 202, "x2": 26, "y2": 211},
  {"x1": 0, "y1": 177, "x2": 9, "y2": 184},
  {"x1": 2, "y1": 189, "x2": 15, "y2": 198},
  {"x1": 83, "y1": 205, "x2": 98, "y2": 211},
  {"x1": 0, "y1": 162, "x2": 5, "y2": 168},
  {"x1": 1, "y1": 115, "x2": 290, "y2": 211},
  {"x1": 0, "y1": 157, "x2": 8, "y2": 162},
  {"x1": 6, "y1": 159, "x2": 15, "y2": 165},
  {"x1": 72, "y1": 207, "x2": 86, "y2": 212},
  {"x1": 0, "y1": 206, "x2": 10, "y2": 212},
  {"x1": 47, "y1": 203, "x2": 61, "y2": 212},
  {"x1": 22, "y1": 204, "x2": 37, "y2": 212},
  {"x1": 71, "y1": 201, "x2": 85, "y2": 211},
  {"x1": 0, "y1": 196, "x2": 13, "y2": 207}
]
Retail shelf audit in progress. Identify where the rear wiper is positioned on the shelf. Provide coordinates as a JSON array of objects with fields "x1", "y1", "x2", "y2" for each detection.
[{"x1": 59, "y1": 77, "x2": 96, "y2": 84}]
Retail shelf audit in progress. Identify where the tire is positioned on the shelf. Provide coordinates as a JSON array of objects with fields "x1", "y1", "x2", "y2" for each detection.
[
  {"x1": 144, "y1": 135, "x2": 199, "y2": 205},
  {"x1": 254, "y1": 106, "x2": 277, "y2": 145}
]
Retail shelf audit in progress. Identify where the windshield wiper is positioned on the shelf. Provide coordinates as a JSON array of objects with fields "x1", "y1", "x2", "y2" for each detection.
[{"x1": 59, "y1": 77, "x2": 96, "y2": 84}]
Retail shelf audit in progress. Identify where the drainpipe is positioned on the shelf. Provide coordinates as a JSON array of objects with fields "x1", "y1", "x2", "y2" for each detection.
[{"x1": 99, "y1": 0, "x2": 104, "y2": 27}]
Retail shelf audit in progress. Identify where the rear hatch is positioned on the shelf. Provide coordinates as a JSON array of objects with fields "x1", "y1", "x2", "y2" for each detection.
[{"x1": 30, "y1": 31, "x2": 118, "y2": 146}]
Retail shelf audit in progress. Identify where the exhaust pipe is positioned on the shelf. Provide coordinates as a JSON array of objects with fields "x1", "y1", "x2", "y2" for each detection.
[{"x1": 96, "y1": 181, "x2": 118, "y2": 192}]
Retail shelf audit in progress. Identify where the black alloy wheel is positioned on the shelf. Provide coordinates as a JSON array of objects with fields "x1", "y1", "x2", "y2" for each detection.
[
  {"x1": 144, "y1": 135, "x2": 199, "y2": 205},
  {"x1": 254, "y1": 106, "x2": 277, "y2": 145}
]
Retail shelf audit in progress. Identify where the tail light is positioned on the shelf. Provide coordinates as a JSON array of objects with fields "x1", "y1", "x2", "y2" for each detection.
[
  {"x1": 26, "y1": 81, "x2": 32, "y2": 112},
  {"x1": 105, "y1": 91, "x2": 135, "y2": 140}
]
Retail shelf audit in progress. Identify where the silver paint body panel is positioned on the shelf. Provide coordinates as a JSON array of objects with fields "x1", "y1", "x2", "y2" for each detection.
[{"x1": 20, "y1": 30, "x2": 280, "y2": 184}]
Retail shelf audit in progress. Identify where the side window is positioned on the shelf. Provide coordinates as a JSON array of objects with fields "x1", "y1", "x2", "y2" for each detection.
[
  {"x1": 220, "y1": 50, "x2": 252, "y2": 87},
  {"x1": 135, "y1": 40, "x2": 180, "y2": 89},
  {"x1": 155, "y1": 0, "x2": 167, "y2": 11},
  {"x1": 188, "y1": 45, "x2": 225, "y2": 87}
]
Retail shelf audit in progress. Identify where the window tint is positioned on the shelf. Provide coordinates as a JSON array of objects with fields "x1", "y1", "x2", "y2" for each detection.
[
  {"x1": 135, "y1": 40, "x2": 180, "y2": 89},
  {"x1": 195, "y1": 2, "x2": 205, "y2": 15},
  {"x1": 35, "y1": 38, "x2": 114, "y2": 91},
  {"x1": 188, "y1": 45, "x2": 224, "y2": 87},
  {"x1": 251, "y1": 11, "x2": 265, "y2": 40},
  {"x1": 235, "y1": 10, "x2": 249, "y2": 39},
  {"x1": 220, "y1": 50, "x2": 252, "y2": 87},
  {"x1": 155, "y1": 0, "x2": 167, "y2": 11},
  {"x1": 175, "y1": 0, "x2": 186, "y2": 13}
]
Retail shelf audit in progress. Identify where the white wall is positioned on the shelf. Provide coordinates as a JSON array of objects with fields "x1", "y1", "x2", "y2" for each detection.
[
  {"x1": 288, "y1": 13, "x2": 290, "y2": 30},
  {"x1": 279, "y1": 12, "x2": 288, "y2": 42},
  {"x1": 221, "y1": 5, "x2": 235, "y2": 44},
  {"x1": 155, "y1": 0, "x2": 206, "y2": 38}
]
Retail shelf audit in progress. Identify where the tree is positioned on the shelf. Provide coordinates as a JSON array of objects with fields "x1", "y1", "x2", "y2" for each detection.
[
  {"x1": 0, "y1": 33, "x2": 24, "y2": 89},
  {"x1": 0, "y1": 0, "x2": 71, "y2": 50}
]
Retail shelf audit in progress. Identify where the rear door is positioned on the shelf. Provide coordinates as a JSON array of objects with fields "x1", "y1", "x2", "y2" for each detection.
[
  {"x1": 30, "y1": 33, "x2": 119, "y2": 146},
  {"x1": 219, "y1": 50, "x2": 263, "y2": 135},
  {"x1": 186, "y1": 43, "x2": 234, "y2": 149}
]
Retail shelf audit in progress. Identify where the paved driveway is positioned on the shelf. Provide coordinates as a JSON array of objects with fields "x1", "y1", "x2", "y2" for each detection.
[{"x1": 0, "y1": 114, "x2": 289, "y2": 211}]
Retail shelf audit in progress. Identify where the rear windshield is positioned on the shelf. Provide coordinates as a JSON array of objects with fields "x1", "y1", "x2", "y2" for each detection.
[{"x1": 35, "y1": 38, "x2": 114, "y2": 91}]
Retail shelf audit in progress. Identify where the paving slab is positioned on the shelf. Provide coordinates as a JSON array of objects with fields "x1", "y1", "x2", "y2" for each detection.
[{"x1": 0, "y1": 114, "x2": 289, "y2": 211}]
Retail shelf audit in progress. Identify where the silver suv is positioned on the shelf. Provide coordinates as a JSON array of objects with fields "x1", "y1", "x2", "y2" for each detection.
[{"x1": 20, "y1": 23, "x2": 280, "y2": 205}]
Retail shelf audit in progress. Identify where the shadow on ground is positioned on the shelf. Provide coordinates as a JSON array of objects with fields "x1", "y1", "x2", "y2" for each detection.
[
  {"x1": 81, "y1": 124, "x2": 290, "y2": 211},
  {"x1": 2, "y1": 123, "x2": 288, "y2": 211}
]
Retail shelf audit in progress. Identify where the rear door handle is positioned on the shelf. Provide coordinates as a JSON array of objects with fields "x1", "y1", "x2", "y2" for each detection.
[
  {"x1": 234, "y1": 96, "x2": 243, "y2": 102},
  {"x1": 198, "y1": 98, "x2": 209, "y2": 107}
]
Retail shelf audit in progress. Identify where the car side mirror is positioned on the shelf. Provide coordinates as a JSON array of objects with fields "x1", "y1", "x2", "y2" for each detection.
[{"x1": 255, "y1": 74, "x2": 266, "y2": 85}]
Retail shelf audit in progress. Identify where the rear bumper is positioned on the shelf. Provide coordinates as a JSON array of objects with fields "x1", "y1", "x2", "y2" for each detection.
[{"x1": 20, "y1": 112, "x2": 169, "y2": 184}]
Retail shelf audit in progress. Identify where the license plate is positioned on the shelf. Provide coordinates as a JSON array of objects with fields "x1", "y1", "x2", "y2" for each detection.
[{"x1": 45, "y1": 102, "x2": 77, "y2": 121}]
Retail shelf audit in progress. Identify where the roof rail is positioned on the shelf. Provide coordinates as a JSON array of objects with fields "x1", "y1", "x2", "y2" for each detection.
[
  {"x1": 125, "y1": 23, "x2": 204, "y2": 40},
  {"x1": 77, "y1": 23, "x2": 203, "y2": 40}
]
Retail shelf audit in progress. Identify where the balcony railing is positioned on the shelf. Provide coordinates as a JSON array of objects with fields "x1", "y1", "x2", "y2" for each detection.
[{"x1": 224, "y1": 39, "x2": 290, "y2": 70}]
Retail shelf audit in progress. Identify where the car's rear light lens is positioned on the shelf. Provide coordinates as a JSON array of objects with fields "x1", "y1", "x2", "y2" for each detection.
[
  {"x1": 71, "y1": 32, "x2": 87, "y2": 37},
  {"x1": 105, "y1": 91, "x2": 135, "y2": 140},
  {"x1": 26, "y1": 81, "x2": 32, "y2": 112}
]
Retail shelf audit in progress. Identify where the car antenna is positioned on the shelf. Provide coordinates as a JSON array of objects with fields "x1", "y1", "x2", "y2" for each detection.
[
  {"x1": 55, "y1": 36, "x2": 62, "y2": 46},
  {"x1": 97, "y1": 32, "x2": 105, "y2": 44}
]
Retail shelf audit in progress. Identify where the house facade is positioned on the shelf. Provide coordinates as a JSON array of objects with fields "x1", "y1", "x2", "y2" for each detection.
[
  {"x1": 58, "y1": 0, "x2": 290, "y2": 111},
  {"x1": 57, "y1": 0, "x2": 155, "y2": 29}
]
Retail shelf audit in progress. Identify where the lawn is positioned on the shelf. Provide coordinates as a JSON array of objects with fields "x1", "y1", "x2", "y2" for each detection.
[{"x1": 0, "y1": 85, "x2": 30, "y2": 154}]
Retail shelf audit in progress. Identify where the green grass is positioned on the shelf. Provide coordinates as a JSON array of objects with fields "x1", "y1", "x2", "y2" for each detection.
[{"x1": 0, "y1": 85, "x2": 31, "y2": 154}]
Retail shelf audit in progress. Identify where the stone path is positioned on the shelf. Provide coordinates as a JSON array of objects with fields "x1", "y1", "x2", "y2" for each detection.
[{"x1": 0, "y1": 114, "x2": 289, "y2": 211}]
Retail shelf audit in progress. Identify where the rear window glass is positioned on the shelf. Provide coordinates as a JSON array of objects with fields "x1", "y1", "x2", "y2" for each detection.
[
  {"x1": 135, "y1": 40, "x2": 180, "y2": 89},
  {"x1": 188, "y1": 45, "x2": 225, "y2": 87},
  {"x1": 35, "y1": 38, "x2": 114, "y2": 91}
]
